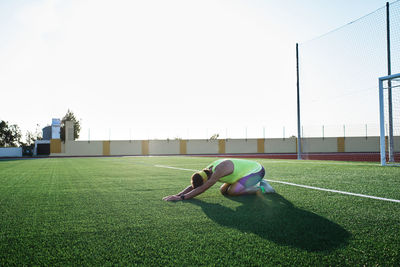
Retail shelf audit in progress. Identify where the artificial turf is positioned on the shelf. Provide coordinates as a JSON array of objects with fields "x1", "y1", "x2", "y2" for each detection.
[{"x1": 0, "y1": 156, "x2": 399, "y2": 265}]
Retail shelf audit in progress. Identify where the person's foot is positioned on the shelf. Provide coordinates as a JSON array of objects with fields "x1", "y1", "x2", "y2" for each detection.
[{"x1": 260, "y1": 179, "x2": 275, "y2": 193}]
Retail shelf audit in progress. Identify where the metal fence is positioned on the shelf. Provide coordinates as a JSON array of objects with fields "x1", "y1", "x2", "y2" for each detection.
[
  {"x1": 78, "y1": 123, "x2": 385, "y2": 141},
  {"x1": 298, "y1": 1, "x2": 400, "y2": 154}
]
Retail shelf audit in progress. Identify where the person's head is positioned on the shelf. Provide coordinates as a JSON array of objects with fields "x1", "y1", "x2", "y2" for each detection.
[{"x1": 191, "y1": 168, "x2": 212, "y2": 188}]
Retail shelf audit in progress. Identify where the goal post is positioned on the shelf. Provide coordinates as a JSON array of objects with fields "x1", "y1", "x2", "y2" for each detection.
[{"x1": 379, "y1": 73, "x2": 400, "y2": 166}]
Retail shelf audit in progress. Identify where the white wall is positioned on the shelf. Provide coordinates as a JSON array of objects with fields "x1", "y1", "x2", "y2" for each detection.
[
  {"x1": 64, "y1": 141, "x2": 103, "y2": 156},
  {"x1": 226, "y1": 139, "x2": 257, "y2": 153},
  {"x1": 149, "y1": 140, "x2": 180, "y2": 155},
  {"x1": 394, "y1": 136, "x2": 400, "y2": 151},
  {"x1": 110, "y1": 141, "x2": 142, "y2": 155},
  {"x1": 345, "y1": 137, "x2": 380, "y2": 152},
  {"x1": 0, "y1": 147, "x2": 22, "y2": 157},
  {"x1": 186, "y1": 140, "x2": 219, "y2": 154},
  {"x1": 55, "y1": 136, "x2": 392, "y2": 157},
  {"x1": 302, "y1": 137, "x2": 338, "y2": 153},
  {"x1": 265, "y1": 138, "x2": 297, "y2": 153}
]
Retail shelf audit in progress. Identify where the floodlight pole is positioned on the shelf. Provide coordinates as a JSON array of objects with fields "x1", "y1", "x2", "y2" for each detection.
[
  {"x1": 386, "y1": 2, "x2": 394, "y2": 162},
  {"x1": 296, "y1": 43, "x2": 302, "y2": 160}
]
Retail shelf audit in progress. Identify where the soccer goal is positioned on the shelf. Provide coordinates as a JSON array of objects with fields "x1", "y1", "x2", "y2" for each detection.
[{"x1": 379, "y1": 73, "x2": 400, "y2": 166}]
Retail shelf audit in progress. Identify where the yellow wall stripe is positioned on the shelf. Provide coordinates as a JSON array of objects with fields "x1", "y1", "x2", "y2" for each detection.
[
  {"x1": 257, "y1": 139, "x2": 264, "y2": 153},
  {"x1": 180, "y1": 140, "x2": 187, "y2": 154},
  {"x1": 142, "y1": 140, "x2": 149, "y2": 155},
  {"x1": 218, "y1": 140, "x2": 226, "y2": 154},
  {"x1": 337, "y1": 137, "x2": 345, "y2": 152},
  {"x1": 103, "y1": 141, "x2": 110, "y2": 156}
]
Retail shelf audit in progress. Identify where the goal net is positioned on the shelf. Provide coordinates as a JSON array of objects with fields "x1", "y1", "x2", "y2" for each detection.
[
  {"x1": 298, "y1": 1, "x2": 400, "y2": 162},
  {"x1": 379, "y1": 73, "x2": 400, "y2": 165}
]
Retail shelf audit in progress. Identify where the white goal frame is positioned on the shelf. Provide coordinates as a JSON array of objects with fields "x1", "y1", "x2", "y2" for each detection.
[{"x1": 379, "y1": 73, "x2": 400, "y2": 166}]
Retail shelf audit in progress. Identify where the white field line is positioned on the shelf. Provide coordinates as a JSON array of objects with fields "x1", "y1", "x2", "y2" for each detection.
[
  {"x1": 259, "y1": 160, "x2": 379, "y2": 166},
  {"x1": 155, "y1": 165, "x2": 198, "y2": 172},
  {"x1": 154, "y1": 164, "x2": 400, "y2": 204},
  {"x1": 267, "y1": 180, "x2": 400, "y2": 203}
]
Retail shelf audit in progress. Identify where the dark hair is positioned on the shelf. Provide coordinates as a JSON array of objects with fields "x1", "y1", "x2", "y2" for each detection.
[
  {"x1": 191, "y1": 169, "x2": 212, "y2": 189},
  {"x1": 191, "y1": 173, "x2": 203, "y2": 189}
]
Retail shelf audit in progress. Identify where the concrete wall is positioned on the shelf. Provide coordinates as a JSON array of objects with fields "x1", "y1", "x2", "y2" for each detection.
[
  {"x1": 46, "y1": 121, "x2": 394, "y2": 157},
  {"x1": 301, "y1": 137, "x2": 338, "y2": 153},
  {"x1": 345, "y1": 137, "x2": 380, "y2": 152},
  {"x1": 226, "y1": 139, "x2": 257, "y2": 154},
  {"x1": 394, "y1": 136, "x2": 400, "y2": 151},
  {"x1": 149, "y1": 140, "x2": 180, "y2": 155},
  {"x1": 186, "y1": 140, "x2": 219, "y2": 154},
  {"x1": 49, "y1": 136, "x2": 393, "y2": 157},
  {"x1": 265, "y1": 138, "x2": 297, "y2": 153},
  {"x1": 64, "y1": 141, "x2": 103, "y2": 156},
  {"x1": 110, "y1": 141, "x2": 142, "y2": 155},
  {"x1": 0, "y1": 147, "x2": 22, "y2": 157}
]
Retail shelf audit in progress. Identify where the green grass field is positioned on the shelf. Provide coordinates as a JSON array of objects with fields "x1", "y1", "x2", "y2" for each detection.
[{"x1": 0, "y1": 156, "x2": 399, "y2": 266}]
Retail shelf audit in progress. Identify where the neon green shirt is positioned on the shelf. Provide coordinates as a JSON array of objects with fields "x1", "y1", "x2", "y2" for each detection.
[{"x1": 207, "y1": 158, "x2": 262, "y2": 184}]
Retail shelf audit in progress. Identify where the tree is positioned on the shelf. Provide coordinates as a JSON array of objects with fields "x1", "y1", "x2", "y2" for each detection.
[
  {"x1": 0, "y1": 120, "x2": 22, "y2": 147},
  {"x1": 24, "y1": 124, "x2": 43, "y2": 146},
  {"x1": 60, "y1": 109, "x2": 81, "y2": 142}
]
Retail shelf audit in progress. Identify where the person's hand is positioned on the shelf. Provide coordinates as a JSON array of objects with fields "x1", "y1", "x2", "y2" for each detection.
[{"x1": 163, "y1": 195, "x2": 181, "y2": 201}]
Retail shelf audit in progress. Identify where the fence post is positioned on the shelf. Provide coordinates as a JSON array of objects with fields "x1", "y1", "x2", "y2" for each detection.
[
  {"x1": 343, "y1": 125, "x2": 346, "y2": 139},
  {"x1": 283, "y1": 126, "x2": 286, "y2": 141},
  {"x1": 296, "y1": 43, "x2": 302, "y2": 160}
]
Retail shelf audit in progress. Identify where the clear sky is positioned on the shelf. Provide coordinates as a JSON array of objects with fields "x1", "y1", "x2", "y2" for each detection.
[{"x1": 0, "y1": 0, "x2": 397, "y2": 140}]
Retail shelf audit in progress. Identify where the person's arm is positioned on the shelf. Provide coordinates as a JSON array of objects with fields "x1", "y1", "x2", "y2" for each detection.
[
  {"x1": 162, "y1": 185, "x2": 193, "y2": 201},
  {"x1": 165, "y1": 160, "x2": 234, "y2": 201},
  {"x1": 177, "y1": 185, "x2": 194, "y2": 196},
  {"x1": 182, "y1": 176, "x2": 218, "y2": 199}
]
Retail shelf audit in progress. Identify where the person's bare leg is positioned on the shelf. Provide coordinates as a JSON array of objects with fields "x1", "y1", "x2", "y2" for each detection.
[
  {"x1": 224, "y1": 180, "x2": 275, "y2": 196},
  {"x1": 220, "y1": 183, "x2": 231, "y2": 195},
  {"x1": 225, "y1": 181, "x2": 262, "y2": 196}
]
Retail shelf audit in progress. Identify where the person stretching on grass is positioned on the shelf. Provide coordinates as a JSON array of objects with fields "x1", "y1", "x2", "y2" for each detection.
[{"x1": 163, "y1": 158, "x2": 275, "y2": 201}]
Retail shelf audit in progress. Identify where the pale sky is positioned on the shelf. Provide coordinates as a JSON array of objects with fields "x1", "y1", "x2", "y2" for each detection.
[{"x1": 0, "y1": 0, "x2": 397, "y2": 140}]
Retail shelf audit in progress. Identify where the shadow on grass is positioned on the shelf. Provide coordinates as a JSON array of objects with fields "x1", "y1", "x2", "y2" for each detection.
[{"x1": 188, "y1": 194, "x2": 350, "y2": 252}]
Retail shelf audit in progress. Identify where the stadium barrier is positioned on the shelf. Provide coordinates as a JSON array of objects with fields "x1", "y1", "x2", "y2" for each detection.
[
  {"x1": 50, "y1": 136, "x2": 386, "y2": 158},
  {"x1": 0, "y1": 147, "x2": 23, "y2": 157},
  {"x1": 42, "y1": 122, "x2": 398, "y2": 161}
]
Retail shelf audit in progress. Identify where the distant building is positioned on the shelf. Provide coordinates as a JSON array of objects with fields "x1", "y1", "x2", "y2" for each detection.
[
  {"x1": 41, "y1": 119, "x2": 61, "y2": 141},
  {"x1": 42, "y1": 126, "x2": 52, "y2": 140},
  {"x1": 52, "y1": 118, "x2": 61, "y2": 139},
  {"x1": 35, "y1": 118, "x2": 61, "y2": 156}
]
